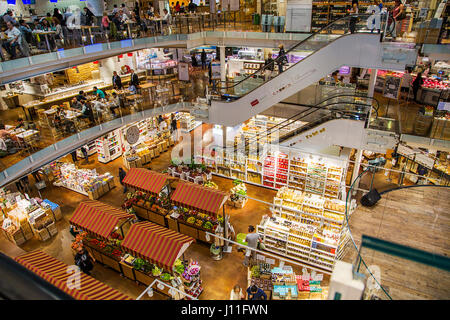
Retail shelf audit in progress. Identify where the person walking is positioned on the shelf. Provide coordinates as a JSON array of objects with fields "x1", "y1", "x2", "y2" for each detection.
[
  {"x1": 392, "y1": 0, "x2": 406, "y2": 39},
  {"x1": 243, "y1": 225, "x2": 260, "y2": 267},
  {"x1": 230, "y1": 285, "x2": 245, "y2": 300},
  {"x1": 264, "y1": 53, "x2": 274, "y2": 81},
  {"x1": 81, "y1": 146, "x2": 89, "y2": 163},
  {"x1": 412, "y1": 72, "x2": 423, "y2": 103},
  {"x1": 70, "y1": 150, "x2": 78, "y2": 164},
  {"x1": 74, "y1": 246, "x2": 95, "y2": 275},
  {"x1": 119, "y1": 167, "x2": 127, "y2": 193},
  {"x1": 130, "y1": 69, "x2": 140, "y2": 88},
  {"x1": 276, "y1": 44, "x2": 288, "y2": 74},
  {"x1": 201, "y1": 49, "x2": 207, "y2": 70},
  {"x1": 349, "y1": 0, "x2": 359, "y2": 34},
  {"x1": 83, "y1": 7, "x2": 95, "y2": 26}
]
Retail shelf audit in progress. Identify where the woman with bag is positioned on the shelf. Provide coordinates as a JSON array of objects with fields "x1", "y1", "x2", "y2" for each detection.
[
  {"x1": 391, "y1": 0, "x2": 406, "y2": 38},
  {"x1": 74, "y1": 246, "x2": 95, "y2": 275}
]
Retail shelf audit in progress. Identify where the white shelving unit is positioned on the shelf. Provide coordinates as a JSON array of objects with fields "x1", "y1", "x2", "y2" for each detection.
[
  {"x1": 96, "y1": 129, "x2": 122, "y2": 164},
  {"x1": 76, "y1": 141, "x2": 96, "y2": 158},
  {"x1": 195, "y1": 145, "x2": 348, "y2": 200},
  {"x1": 256, "y1": 189, "x2": 354, "y2": 272},
  {"x1": 179, "y1": 112, "x2": 202, "y2": 133}
]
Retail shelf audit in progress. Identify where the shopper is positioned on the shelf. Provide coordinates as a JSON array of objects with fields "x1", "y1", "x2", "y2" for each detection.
[
  {"x1": 174, "y1": 1, "x2": 181, "y2": 13},
  {"x1": 147, "y1": 4, "x2": 155, "y2": 17},
  {"x1": 2, "y1": 21, "x2": 21, "y2": 60},
  {"x1": 230, "y1": 285, "x2": 245, "y2": 300},
  {"x1": 93, "y1": 86, "x2": 106, "y2": 99},
  {"x1": 188, "y1": 0, "x2": 198, "y2": 13},
  {"x1": 170, "y1": 113, "x2": 177, "y2": 132},
  {"x1": 121, "y1": 4, "x2": 131, "y2": 19},
  {"x1": 412, "y1": 72, "x2": 423, "y2": 103},
  {"x1": 112, "y1": 71, "x2": 123, "y2": 89},
  {"x1": 2, "y1": 10, "x2": 17, "y2": 26},
  {"x1": 69, "y1": 224, "x2": 80, "y2": 238},
  {"x1": 74, "y1": 245, "x2": 95, "y2": 275},
  {"x1": 102, "y1": 11, "x2": 111, "y2": 32},
  {"x1": 53, "y1": 8, "x2": 64, "y2": 26},
  {"x1": 18, "y1": 19, "x2": 33, "y2": 44},
  {"x1": 130, "y1": 69, "x2": 140, "y2": 88},
  {"x1": 108, "y1": 93, "x2": 121, "y2": 117},
  {"x1": 276, "y1": 44, "x2": 288, "y2": 74},
  {"x1": 243, "y1": 225, "x2": 260, "y2": 267},
  {"x1": 246, "y1": 285, "x2": 267, "y2": 300},
  {"x1": 162, "y1": 9, "x2": 172, "y2": 34},
  {"x1": 112, "y1": 4, "x2": 120, "y2": 15},
  {"x1": 81, "y1": 146, "x2": 89, "y2": 163},
  {"x1": 52, "y1": 17, "x2": 64, "y2": 47},
  {"x1": 400, "y1": 68, "x2": 413, "y2": 100},
  {"x1": 80, "y1": 101, "x2": 94, "y2": 123},
  {"x1": 70, "y1": 150, "x2": 78, "y2": 164},
  {"x1": 201, "y1": 49, "x2": 207, "y2": 70},
  {"x1": 15, "y1": 117, "x2": 25, "y2": 129},
  {"x1": 264, "y1": 53, "x2": 275, "y2": 80},
  {"x1": 19, "y1": 175, "x2": 30, "y2": 194},
  {"x1": 119, "y1": 167, "x2": 128, "y2": 193},
  {"x1": 76, "y1": 90, "x2": 87, "y2": 102},
  {"x1": 349, "y1": 0, "x2": 359, "y2": 34},
  {"x1": 191, "y1": 53, "x2": 198, "y2": 67},
  {"x1": 392, "y1": 0, "x2": 406, "y2": 38},
  {"x1": 83, "y1": 7, "x2": 95, "y2": 26}
]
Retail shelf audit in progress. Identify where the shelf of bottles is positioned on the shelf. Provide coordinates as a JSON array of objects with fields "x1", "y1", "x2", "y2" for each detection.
[
  {"x1": 195, "y1": 145, "x2": 348, "y2": 199},
  {"x1": 256, "y1": 187, "x2": 355, "y2": 271}
]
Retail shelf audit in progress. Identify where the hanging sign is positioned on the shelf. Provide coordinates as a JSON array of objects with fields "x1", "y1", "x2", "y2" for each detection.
[{"x1": 211, "y1": 60, "x2": 221, "y2": 80}]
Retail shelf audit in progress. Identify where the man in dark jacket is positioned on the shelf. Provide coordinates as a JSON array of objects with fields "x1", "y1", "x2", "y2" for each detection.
[
  {"x1": 119, "y1": 167, "x2": 127, "y2": 193},
  {"x1": 112, "y1": 71, "x2": 123, "y2": 89},
  {"x1": 129, "y1": 69, "x2": 140, "y2": 87}
]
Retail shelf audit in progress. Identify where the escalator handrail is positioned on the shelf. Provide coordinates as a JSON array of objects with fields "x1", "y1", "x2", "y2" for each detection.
[{"x1": 216, "y1": 13, "x2": 373, "y2": 93}]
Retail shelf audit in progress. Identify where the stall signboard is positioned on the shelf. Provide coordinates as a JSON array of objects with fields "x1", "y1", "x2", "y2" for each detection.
[
  {"x1": 437, "y1": 102, "x2": 450, "y2": 111},
  {"x1": 178, "y1": 62, "x2": 190, "y2": 81},
  {"x1": 383, "y1": 76, "x2": 401, "y2": 99},
  {"x1": 222, "y1": 0, "x2": 230, "y2": 11}
]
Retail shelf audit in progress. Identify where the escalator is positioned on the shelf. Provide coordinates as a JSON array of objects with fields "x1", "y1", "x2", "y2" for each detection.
[
  {"x1": 206, "y1": 14, "x2": 417, "y2": 127},
  {"x1": 215, "y1": 94, "x2": 378, "y2": 153}
]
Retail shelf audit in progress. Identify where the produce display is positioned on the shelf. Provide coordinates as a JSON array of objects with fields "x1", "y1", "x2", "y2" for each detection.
[
  {"x1": 229, "y1": 179, "x2": 248, "y2": 208},
  {"x1": 377, "y1": 70, "x2": 449, "y2": 90},
  {"x1": 174, "y1": 207, "x2": 221, "y2": 231},
  {"x1": 167, "y1": 162, "x2": 212, "y2": 185}
]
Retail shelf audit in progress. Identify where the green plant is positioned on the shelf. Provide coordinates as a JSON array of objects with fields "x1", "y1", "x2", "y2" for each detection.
[
  {"x1": 133, "y1": 258, "x2": 146, "y2": 270},
  {"x1": 152, "y1": 265, "x2": 162, "y2": 277},
  {"x1": 251, "y1": 265, "x2": 260, "y2": 278}
]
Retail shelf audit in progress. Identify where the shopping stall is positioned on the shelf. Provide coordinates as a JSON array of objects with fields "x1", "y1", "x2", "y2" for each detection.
[
  {"x1": 120, "y1": 221, "x2": 202, "y2": 298},
  {"x1": 15, "y1": 250, "x2": 132, "y2": 300},
  {"x1": 123, "y1": 168, "x2": 173, "y2": 226},
  {"x1": 49, "y1": 162, "x2": 115, "y2": 199},
  {"x1": 69, "y1": 200, "x2": 135, "y2": 272},
  {"x1": 1, "y1": 192, "x2": 60, "y2": 245},
  {"x1": 167, "y1": 181, "x2": 229, "y2": 243}
]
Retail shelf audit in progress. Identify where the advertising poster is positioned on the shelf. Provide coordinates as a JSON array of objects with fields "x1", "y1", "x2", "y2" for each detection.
[
  {"x1": 178, "y1": 62, "x2": 190, "y2": 81},
  {"x1": 211, "y1": 61, "x2": 221, "y2": 80}
]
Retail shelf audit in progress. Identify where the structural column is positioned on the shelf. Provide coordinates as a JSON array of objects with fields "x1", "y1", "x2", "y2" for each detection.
[
  {"x1": 368, "y1": 68, "x2": 378, "y2": 98},
  {"x1": 351, "y1": 149, "x2": 363, "y2": 194},
  {"x1": 219, "y1": 46, "x2": 226, "y2": 83}
]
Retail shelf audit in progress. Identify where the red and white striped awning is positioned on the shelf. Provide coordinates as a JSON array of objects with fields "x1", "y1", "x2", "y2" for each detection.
[{"x1": 122, "y1": 168, "x2": 169, "y2": 195}]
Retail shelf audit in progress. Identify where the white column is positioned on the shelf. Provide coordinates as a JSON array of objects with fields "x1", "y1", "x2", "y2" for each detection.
[
  {"x1": 351, "y1": 149, "x2": 363, "y2": 194},
  {"x1": 220, "y1": 46, "x2": 226, "y2": 82},
  {"x1": 368, "y1": 68, "x2": 378, "y2": 98}
]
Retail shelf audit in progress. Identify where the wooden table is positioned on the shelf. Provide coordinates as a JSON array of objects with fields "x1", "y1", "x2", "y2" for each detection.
[
  {"x1": 33, "y1": 30, "x2": 56, "y2": 52},
  {"x1": 140, "y1": 82, "x2": 157, "y2": 100},
  {"x1": 80, "y1": 25, "x2": 97, "y2": 44}
]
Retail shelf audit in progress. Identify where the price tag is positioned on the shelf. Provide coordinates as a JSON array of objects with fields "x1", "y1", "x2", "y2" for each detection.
[
  {"x1": 302, "y1": 274, "x2": 311, "y2": 281},
  {"x1": 256, "y1": 254, "x2": 265, "y2": 261},
  {"x1": 314, "y1": 273, "x2": 323, "y2": 281},
  {"x1": 265, "y1": 258, "x2": 275, "y2": 265},
  {"x1": 279, "y1": 260, "x2": 285, "y2": 268}
]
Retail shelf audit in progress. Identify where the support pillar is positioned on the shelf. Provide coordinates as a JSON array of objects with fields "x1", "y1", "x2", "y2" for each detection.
[
  {"x1": 220, "y1": 46, "x2": 226, "y2": 83},
  {"x1": 368, "y1": 68, "x2": 377, "y2": 98},
  {"x1": 351, "y1": 149, "x2": 363, "y2": 194}
]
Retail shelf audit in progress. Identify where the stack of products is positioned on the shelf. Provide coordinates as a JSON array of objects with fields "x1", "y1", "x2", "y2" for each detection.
[
  {"x1": 52, "y1": 163, "x2": 115, "y2": 199},
  {"x1": 228, "y1": 179, "x2": 248, "y2": 208},
  {"x1": 0, "y1": 193, "x2": 59, "y2": 243},
  {"x1": 167, "y1": 164, "x2": 212, "y2": 185}
]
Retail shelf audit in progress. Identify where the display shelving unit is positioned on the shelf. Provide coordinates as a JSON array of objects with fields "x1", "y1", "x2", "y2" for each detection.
[
  {"x1": 195, "y1": 146, "x2": 348, "y2": 200},
  {"x1": 256, "y1": 188, "x2": 354, "y2": 272},
  {"x1": 96, "y1": 129, "x2": 122, "y2": 164},
  {"x1": 179, "y1": 112, "x2": 202, "y2": 133},
  {"x1": 76, "y1": 141, "x2": 96, "y2": 158}
]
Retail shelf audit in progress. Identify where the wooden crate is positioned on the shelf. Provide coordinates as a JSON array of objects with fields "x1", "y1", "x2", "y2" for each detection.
[
  {"x1": 135, "y1": 269, "x2": 153, "y2": 286},
  {"x1": 148, "y1": 211, "x2": 166, "y2": 226},
  {"x1": 102, "y1": 255, "x2": 121, "y2": 272},
  {"x1": 46, "y1": 222, "x2": 58, "y2": 237},
  {"x1": 179, "y1": 223, "x2": 199, "y2": 240},
  {"x1": 35, "y1": 228, "x2": 50, "y2": 241},
  {"x1": 133, "y1": 205, "x2": 149, "y2": 220},
  {"x1": 52, "y1": 206, "x2": 62, "y2": 221},
  {"x1": 120, "y1": 261, "x2": 135, "y2": 281},
  {"x1": 167, "y1": 218, "x2": 179, "y2": 232}
]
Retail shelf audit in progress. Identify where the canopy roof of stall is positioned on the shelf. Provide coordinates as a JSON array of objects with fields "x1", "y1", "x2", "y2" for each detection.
[
  {"x1": 170, "y1": 182, "x2": 228, "y2": 216},
  {"x1": 122, "y1": 168, "x2": 171, "y2": 195},
  {"x1": 69, "y1": 200, "x2": 134, "y2": 240},
  {"x1": 121, "y1": 221, "x2": 194, "y2": 272},
  {"x1": 15, "y1": 250, "x2": 132, "y2": 300}
]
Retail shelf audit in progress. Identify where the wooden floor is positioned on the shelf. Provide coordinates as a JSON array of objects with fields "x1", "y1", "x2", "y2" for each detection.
[{"x1": 343, "y1": 186, "x2": 450, "y2": 300}]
